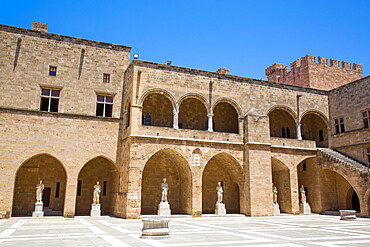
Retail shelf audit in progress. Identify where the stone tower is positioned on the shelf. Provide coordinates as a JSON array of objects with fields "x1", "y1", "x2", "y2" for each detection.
[{"x1": 265, "y1": 54, "x2": 363, "y2": 90}]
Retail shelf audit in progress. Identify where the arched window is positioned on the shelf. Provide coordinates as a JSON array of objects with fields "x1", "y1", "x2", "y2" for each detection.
[
  {"x1": 144, "y1": 113, "x2": 151, "y2": 126},
  {"x1": 286, "y1": 127, "x2": 290, "y2": 138}
]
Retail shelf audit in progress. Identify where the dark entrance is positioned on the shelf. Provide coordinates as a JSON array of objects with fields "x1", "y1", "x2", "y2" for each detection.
[
  {"x1": 352, "y1": 191, "x2": 360, "y2": 212},
  {"x1": 43, "y1": 188, "x2": 51, "y2": 207}
]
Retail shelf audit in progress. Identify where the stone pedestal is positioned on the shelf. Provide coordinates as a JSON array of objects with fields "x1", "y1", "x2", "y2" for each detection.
[
  {"x1": 90, "y1": 204, "x2": 101, "y2": 217},
  {"x1": 157, "y1": 201, "x2": 171, "y2": 216},
  {"x1": 141, "y1": 217, "x2": 170, "y2": 239},
  {"x1": 215, "y1": 203, "x2": 226, "y2": 215},
  {"x1": 340, "y1": 210, "x2": 356, "y2": 220},
  {"x1": 32, "y1": 202, "x2": 44, "y2": 217},
  {"x1": 273, "y1": 203, "x2": 280, "y2": 215},
  {"x1": 300, "y1": 202, "x2": 311, "y2": 215}
]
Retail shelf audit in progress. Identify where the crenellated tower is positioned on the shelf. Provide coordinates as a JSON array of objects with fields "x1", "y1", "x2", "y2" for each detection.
[{"x1": 265, "y1": 55, "x2": 363, "y2": 90}]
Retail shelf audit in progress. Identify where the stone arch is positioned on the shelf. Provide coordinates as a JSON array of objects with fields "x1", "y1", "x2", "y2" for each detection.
[
  {"x1": 12, "y1": 153, "x2": 67, "y2": 216},
  {"x1": 141, "y1": 148, "x2": 192, "y2": 215},
  {"x1": 142, "y1": 92, "x2": 174, "y2": 128},
  {"x1": 297, "y1": 157, "x2": 322, "y2": 212},
  {"x1": 300, "y1": 110, "x2": 329, "y2": 147},
  {"x1": 268, "y1": 106, "x2": 297, "y2": 138},
  {"x1": 211, "y1": 97, "x2": 242, "y2": 118},
  {"x1": 212, "y1": 100, "x2": 239, "y2": 133},
  {"x1": 319, "y1": 167, "x2": 361, "y2": 213},
  {"x1": 271, "y1": 157, "x2": 292, "y2": 213},
  {"x1": 177, "y1": 93, "x2": 209, "y2": 112},
  {"x1": 139, "y1": 88, "x2": 177, "y2": 110},
  {"x1": 75, "y1": 156, "x2": 119, "y2": 216},
  {"x1": 178, "y1": 94, "x2": 209, "y2": 131},
  {"x1": 202, "y1": 152, "x2": 244, "y2": 214}
]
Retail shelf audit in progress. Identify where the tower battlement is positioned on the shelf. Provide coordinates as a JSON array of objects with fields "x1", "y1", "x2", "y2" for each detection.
[{"x1": 265, "y1": 54, "x2": 363, "y2": 90}]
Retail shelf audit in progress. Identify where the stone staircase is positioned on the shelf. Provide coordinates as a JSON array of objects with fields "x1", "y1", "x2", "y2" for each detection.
[{"x1": 317, "y1": 148, "x2": 368, "y2": 173}]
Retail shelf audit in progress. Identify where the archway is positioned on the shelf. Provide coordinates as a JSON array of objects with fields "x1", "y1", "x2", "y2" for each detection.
[
  {"x1": 179, "y1": 97, "x2": 207, "y2": 130},
  {"x1": 320, "y1": 168, "x2": 360, "y2": 213},
  {"x1": 268, "y1": 108, "x2": 296, "y2": 138},
  {"x1": 213, "y1": 102, "x2": 239, "y2": 133},
  {"x1": 297, "y1": 157, "x2": 322, "y2": 212},
  {"x1": 75, "y1": 157, "x2": 119, "y2": 216},
  {"x1": 271, "y1": 157, "x2": 292, "y2": 213},
  {"x1": 202, "y1": 153, "x2": 243, "y2": 214},
  {"x1": 12, "y1": 154, "x2": 66, "y2": 216},
  {"x1": 142, "y1": 93, "x2": 173, "y2": 127},
  {"x1": 141, "y1": 149, "x2": 192, "y2": 215},
  {"x1": 301, "y1": 112, "x2": 328, "y2": 147}
]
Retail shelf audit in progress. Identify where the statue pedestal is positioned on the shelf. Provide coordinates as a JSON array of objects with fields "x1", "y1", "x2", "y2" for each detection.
[
  {"x1": 90, "y1": 204, "x2": 101, "y2": 217},
  {"x1": 215, "y1": 203, "x2": 226, "y2": 215},
  {"x1": 32, "y1": 202, "x2": 44, "y2": 217},
  {"x1": 157, "y1": 201, "x2": 171, "y2": 216},
  {"x1": 273, "y1": 203, "x2": 280, "y2": 215},
  {"x1": 300, "y1": 202, "x2": 311, "y2": 215}
]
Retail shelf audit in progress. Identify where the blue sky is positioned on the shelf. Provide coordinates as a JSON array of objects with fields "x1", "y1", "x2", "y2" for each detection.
[{"x1": 1, "y1": 0, "x2": 369, "y2": 79}]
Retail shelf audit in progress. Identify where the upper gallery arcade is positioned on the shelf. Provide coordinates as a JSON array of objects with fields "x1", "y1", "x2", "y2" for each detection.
[{"x1": 0, "y1": 22, "x2": 369, "y2": 219}]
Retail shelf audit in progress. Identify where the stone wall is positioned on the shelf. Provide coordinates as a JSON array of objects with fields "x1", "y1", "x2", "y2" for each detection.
[
  {"x1": 329, "y1": 76, "x2": 370, "y2": 164},
  {"x1": 0, "y1": 24, "x2": 131, "y2": 118}
]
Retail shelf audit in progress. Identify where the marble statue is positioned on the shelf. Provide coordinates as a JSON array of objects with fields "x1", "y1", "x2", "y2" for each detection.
[
  {"x1": 300, "y1": 185, "x2": 307, "y2": 203},
  {"x1": 216, "y1": 182, "x2": 223, "y2": 204},
  {"x1": 36, "y1": 180, "x2": 44, "y2": 203},
  {"x1": 272, "y1": 184, "x2": 278, "y2": 204},
  {"x1": 161, "y1": 178, "x2": 168, "y2": 202},
  {"x1": 93, "y1": 181, "x2": 101, "y2": 204}
]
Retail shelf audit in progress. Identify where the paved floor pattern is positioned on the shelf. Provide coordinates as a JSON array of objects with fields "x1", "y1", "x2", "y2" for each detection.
[{"x1": 0, "y1": 214, "x2": 369, "y2": 246}]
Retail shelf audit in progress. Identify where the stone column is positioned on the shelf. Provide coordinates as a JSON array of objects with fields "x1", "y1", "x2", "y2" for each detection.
[
  {"x1": 360, "y1": 192, "x2": 369, "y2": 218},
  {"x1": 296, "y1": 124, "x2": 302, "y2": 140},
  {"x1": 173, "y1": 110, "x2": 179, "y2": 129},
  {"x1": 125, "y1": 166, "x2": 142, "y2": 219},
  {"x1": 289, "y1": 168, "x2": 300, "y2": 214},
  {"x1": 63, "y1": 172, "x2": 78, "y2": 218},
  {"x1": 207, "y1": 113, "x2": 213, "y2": 132},
  {"x1": 191, "y1": 171, "x2": 202, "y2": 217}
]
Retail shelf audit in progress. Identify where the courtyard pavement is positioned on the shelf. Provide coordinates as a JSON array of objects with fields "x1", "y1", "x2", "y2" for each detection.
[{"x1": 0, "y1": 214, "x2": 369, "y2": 247}]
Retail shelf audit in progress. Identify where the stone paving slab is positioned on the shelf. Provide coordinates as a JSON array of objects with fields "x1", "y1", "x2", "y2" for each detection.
[{"x1": 0, "y1": 214, "x2": 369, "y2": 246}]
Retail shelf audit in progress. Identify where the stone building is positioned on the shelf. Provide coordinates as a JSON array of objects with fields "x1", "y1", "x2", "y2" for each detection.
[{"x1": 0, "y1": 22, "x2": 369, "y2": 219}]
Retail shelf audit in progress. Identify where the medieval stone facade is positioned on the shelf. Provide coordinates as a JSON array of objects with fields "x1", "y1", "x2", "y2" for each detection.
[{"x1": 0, "y1": 22, "x2": 369, "y2": 220}]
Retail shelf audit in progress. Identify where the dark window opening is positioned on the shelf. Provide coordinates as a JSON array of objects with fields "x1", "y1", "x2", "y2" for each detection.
[
  {"x1": 103, "y1": 181, "x2": 107, "y2": 196},
  {"x1": 55, "y1": 182, "x2": 60, "y2": 198},
  {"x1": 144, "y1": 113, "x2": 151, "y2": 126},
  {"x1": 77, "y1": 180, "x2": 82, "y2": 196},
  {"x1": 286, "y1": 127, "x2": 290, "y2": 138},
  {"x1": 302, "y1": 161, "x2": 307, "y2": 171},
  {"x1": 362, "y1": 110, "x2": 370, "y2": 128},
  {"x1": 304, "y1": 187, "x2": 308, "y2": 196},
  {"x1": 319, "y1": 129, "x2": 324, "y2": 142},
  {"x1": 49, "y1": 66, "x2": 57, "y2": 76},
  {"x1": 96, "y1": 95, "x2": 113, "y2": 117},
  {"x1": 40, "y1": 88, "x2": 60, "y2": 112},
  {"x1": 96, "y1": 103, "x2": 104, "y2": 116},
  {"x1": 282, "y1": 127, "x2": 286, "y2": 138},
  {"x1": 178, "y1": 123, "x2": 183, "y2": 128},
  {"x1": 334, "y1": 117, "x2": 345, "y2": 134}
]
